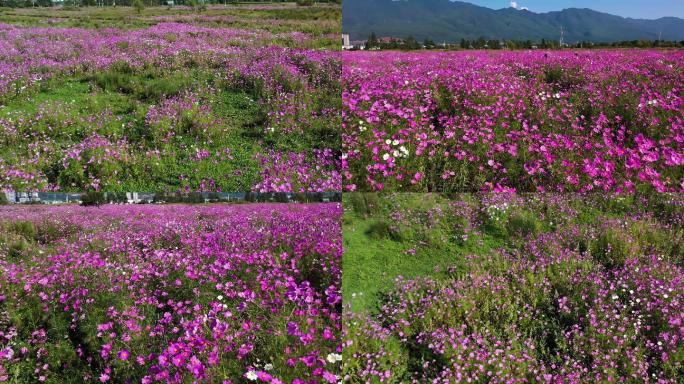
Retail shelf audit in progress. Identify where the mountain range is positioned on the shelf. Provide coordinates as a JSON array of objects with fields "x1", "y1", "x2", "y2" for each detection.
[{"x1": 343, "y1": 0, "x2": 684, "y2": 43}]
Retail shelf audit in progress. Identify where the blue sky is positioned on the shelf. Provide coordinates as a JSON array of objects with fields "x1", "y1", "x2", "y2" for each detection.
[{"x1": 458, "y1": 0, "x2": 684, "y2": 19}]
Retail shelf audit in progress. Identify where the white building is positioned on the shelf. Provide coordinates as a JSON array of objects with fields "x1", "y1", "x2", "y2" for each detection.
[
  {"x1": 342, "y1": 34, "x2": 353, "y2": 50},
  {"x1": 5, "y1": 192, "x2": 41, "y2": 204},
  {"x1": 126, "y1": 192, "x2": 141, "y2": 204}
]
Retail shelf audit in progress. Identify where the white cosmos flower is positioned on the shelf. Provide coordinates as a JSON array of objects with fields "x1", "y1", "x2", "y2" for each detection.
[
  {"x1": 264, "y1": 363, "x2": 273, "y2": 370},
  {"x1": 327, "y1": 353, "x2": 343, "y2": 363},
  {"x1": 382, "y1": 153, "x2": 390, "y2": 161},
  {"x1": 246, "y1": 371, "x2": 258, "y2": 381},
  {"x1": 385, "y1": 139, "x2": 392, "y2": 145},
  {"x1": 392, "y1": 139, "x2": 399, "y2": 146}
]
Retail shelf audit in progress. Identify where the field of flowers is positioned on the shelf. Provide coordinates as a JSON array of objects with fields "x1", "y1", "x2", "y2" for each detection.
[
  {"x1": 343, "y1": 193, "x2": 684, "y2": 383},
  {"x1": 343, "y1": 50, "x2": 684, "y2": 192},
  {"x1": 0, "y1": 4, "x2": 341, "y2": 192},
  {"x1": 0, "y1": 203, "x2": 342, "y2": 383},
  {"x1": 0, "y1": 4, "x2": 340, "y2": 45}
]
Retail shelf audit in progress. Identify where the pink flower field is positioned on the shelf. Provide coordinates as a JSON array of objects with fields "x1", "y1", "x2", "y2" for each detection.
[
  {"x1": 343, "y1": 50, "x2": 684, "y2": 192},
  {"x1": 0, "y1": 20, "x2": 341, "y2": 192},
  {"x1": 0, "y1": 203, "x2": 341, "y2": 383},
  {"x1": 342, "y1": 193, "x2": 684, "y2": 383}
]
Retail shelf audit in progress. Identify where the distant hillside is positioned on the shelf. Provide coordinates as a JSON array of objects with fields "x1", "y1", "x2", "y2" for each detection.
[{"x1": 343, "y1": 0, "x2": 684, "y2": 43}]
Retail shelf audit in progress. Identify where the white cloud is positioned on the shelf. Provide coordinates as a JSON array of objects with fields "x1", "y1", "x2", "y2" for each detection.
[{"x1": 510, "y1": 1, "x2": 529, "y2": 10}]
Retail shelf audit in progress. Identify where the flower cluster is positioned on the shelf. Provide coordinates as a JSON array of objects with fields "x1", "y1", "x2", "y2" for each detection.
[
  {"x1": 254, "y1": 149, "x2": 342, "y2": 192},
  {"x1": 60, "y1": 134, "x2": 129, "y2": 191},
  {"x1": 145, "y1": 90, "x2": 218, "y2": 143}
]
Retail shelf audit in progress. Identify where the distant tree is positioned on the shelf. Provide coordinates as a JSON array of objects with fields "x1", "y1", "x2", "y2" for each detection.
[
  {"x1": 187, "y1": 0, "x2": 205, "y2": 12},
  {"x1": 133, "y1": 0, "x2": 144, "y2": 13},
  {"x1": 403, "y1": 36, "x2": 420, "y2": 50},
  {"x1": 296, "y1": 0, "x2": 313, "y2": 5},
  {"x1": 0, "y1": 193, "x2": 8, "y2": 205},
  {"x1": 423, "y1": 38, "x2": 436, "y2": 49},
  {"x1": 460, "y1": 38, "x2": 467, "y2": 49},
  {"x1": 367, "y1": 32, "x2": 378, "y2": 49},
  {"x1": 487, "y1": 39, "x2": 501, "y2": 49}
]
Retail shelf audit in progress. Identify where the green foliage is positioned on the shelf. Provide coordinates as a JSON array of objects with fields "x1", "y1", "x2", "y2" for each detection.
[
  {"x1": 7, "y1": 236, "x2": 29, "y2": 260},
  {"x1": 89, "y1": 66, "x2": 192, "y2": 102},
  {"x1": 8, "y1": 220, "x2": 36, "y2": 240},
  {"x1": 589, "y1": 227, "x2": 631, "y2": 269},
  {"x1": 506, "y1": 209, "x2": 543, "y2": 239},
  {"x1": 132, "y1": 0, "x2": 143, "y2": 14},
  {"x1": 543, "y1": 65, "x2": 565, "y2": 84},
  {"x1": 364, "y1": 220, "x2": 401, "y2": 241},
  {"x1": 347, "y1": 192, "x2": 382, "y2": 217}
]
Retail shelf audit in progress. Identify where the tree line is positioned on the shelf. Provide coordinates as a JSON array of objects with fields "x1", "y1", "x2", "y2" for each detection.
[{"x1": 359, "y1": 32, "x2": 684, "y2": 51}]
